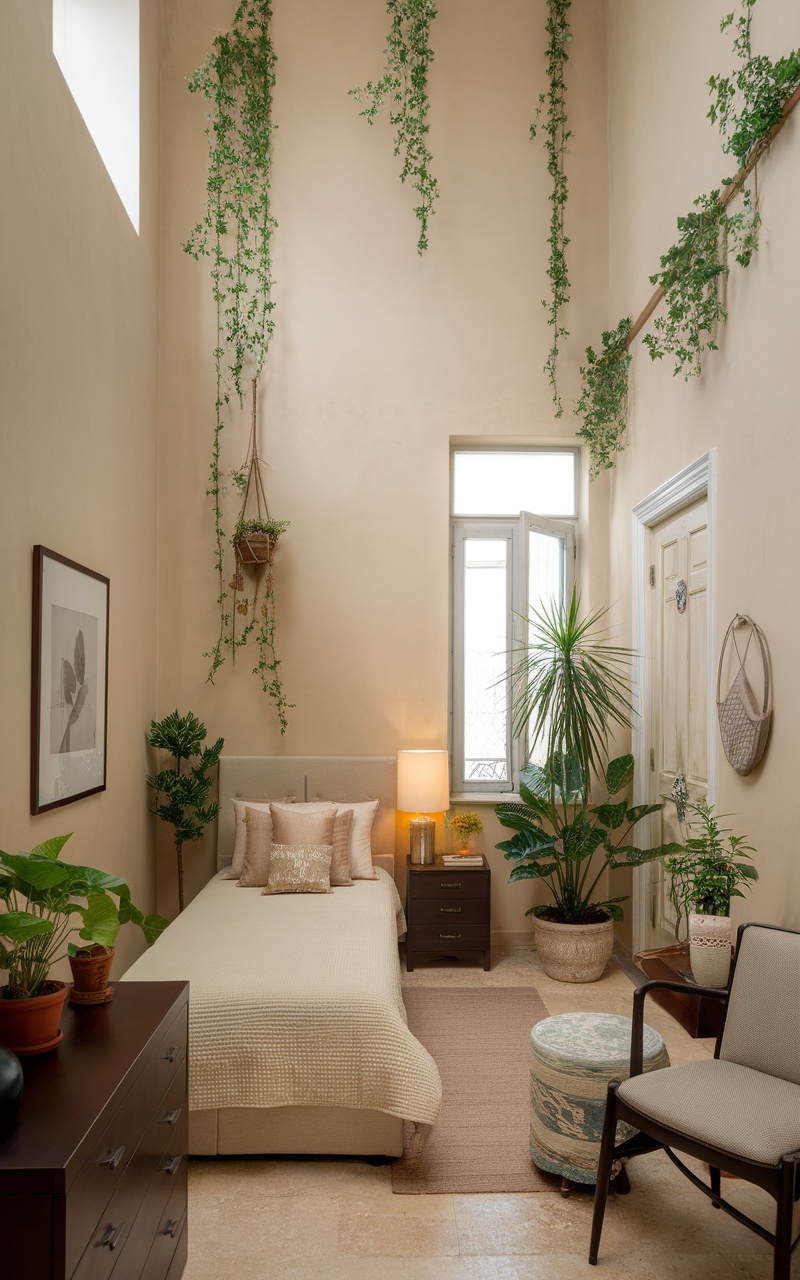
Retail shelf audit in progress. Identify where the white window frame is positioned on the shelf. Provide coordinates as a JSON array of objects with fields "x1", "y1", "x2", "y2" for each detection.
[{"x1": 450, "y1": 449, "x2": 578, "y2": 797}]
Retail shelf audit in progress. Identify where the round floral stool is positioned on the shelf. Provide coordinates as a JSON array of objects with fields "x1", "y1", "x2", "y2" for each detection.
[{"x1": 529, "y1": 1011, "x2": 670, "y2": 1196}]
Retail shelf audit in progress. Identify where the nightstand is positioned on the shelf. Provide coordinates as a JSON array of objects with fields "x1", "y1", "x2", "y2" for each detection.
[{"x1": 405, "y1": 854, "x2": 491, "y2": 971}]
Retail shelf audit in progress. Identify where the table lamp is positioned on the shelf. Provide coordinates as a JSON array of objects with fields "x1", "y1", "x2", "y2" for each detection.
[{"x1": 396, "y1": 750, "x2": 450, "y2": 864}]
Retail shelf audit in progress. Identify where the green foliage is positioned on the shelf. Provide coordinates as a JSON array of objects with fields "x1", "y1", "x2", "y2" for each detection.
[
  {"x1": 146, "y1": 712, "x2": 224, "y2": 912},
  {"x1": 643, "y1": 188, "x2": 760, "y2": 379},
  {"x1": 351, "y1": 0, "x2": 438, "y2": 254},
  {"x1": 496, "y1": 756, "x2": 679, "y2": 924},
  {"x1": 232, "y1": 517, "x2": 290, "y2": 545},
  {"x1": 576, "y1": 317, "x2": 633, "y2": 477},
  {"x1": 665, "y1": 798, "x2": 758, "y2": 940},
  {"x1": 708, "y1": 0, "x2": 800, "y2": 166},
  {"x1": 445, "y1": 810, "x2": 484, "y2": 839},
  {"x1": 0, "y1": 834, "x2": 166, "y2": 999},
  {"x1": 183, "y1": 2, "x2": 282, "y2": 708},
  {"x1": 531, "y1": 0, "x2": 572, "y2": 416}
]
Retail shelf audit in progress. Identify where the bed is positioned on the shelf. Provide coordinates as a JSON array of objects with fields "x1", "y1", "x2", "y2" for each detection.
[{"x1": 122, "y1": 756, "x2": 441, "y2": 1157}]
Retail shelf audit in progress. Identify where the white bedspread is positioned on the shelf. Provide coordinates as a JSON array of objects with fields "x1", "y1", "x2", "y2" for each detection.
[{"x1": 122, "y1": 870, "x2": 441, "y2": 1128}]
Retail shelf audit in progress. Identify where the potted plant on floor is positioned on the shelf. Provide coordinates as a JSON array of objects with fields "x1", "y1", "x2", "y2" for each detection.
[
  {"x1": 496, "y1": 592, "x2": 681, "y2": 982},
  {"x1": 664, "y1": 798, "x2": 758, "y2": 987},
  {"x1": 0, "y1": 834, "x2": 167, "y2": 1055}
]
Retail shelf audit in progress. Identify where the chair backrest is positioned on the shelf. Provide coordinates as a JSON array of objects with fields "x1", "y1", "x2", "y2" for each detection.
[{"x1": 720, "y1": 923, "x2": 800, "y2": 1085}]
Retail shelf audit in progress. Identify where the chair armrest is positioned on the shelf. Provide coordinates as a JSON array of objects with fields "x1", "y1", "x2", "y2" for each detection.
[{"x1": 629, "y1": 978, "x2": 729, "y2": 1077}]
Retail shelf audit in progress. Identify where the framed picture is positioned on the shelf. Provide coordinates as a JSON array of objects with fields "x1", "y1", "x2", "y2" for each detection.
[{"x1": 31, "y1": 546, "x2": 110, "y2": 814}]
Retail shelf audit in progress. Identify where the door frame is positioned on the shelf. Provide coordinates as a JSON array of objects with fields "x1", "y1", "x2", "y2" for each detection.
[{"x1": 630, "y1": 450, "x2": 718, "y2": 956}]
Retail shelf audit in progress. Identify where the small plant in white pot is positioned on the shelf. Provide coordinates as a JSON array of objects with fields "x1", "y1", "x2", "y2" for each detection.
[{"x1": 665, "y1": 799, "x2": 758, "y2": 987}]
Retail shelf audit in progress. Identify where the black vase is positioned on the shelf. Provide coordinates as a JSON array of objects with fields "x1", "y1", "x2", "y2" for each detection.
[{"x1": 0, "y1": 1043, "x2": 23, "y2": 1140}]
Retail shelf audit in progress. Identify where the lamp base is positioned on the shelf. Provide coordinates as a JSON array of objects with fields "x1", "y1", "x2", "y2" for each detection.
[{"x1": 409, "y1": 817, "x2": 436, "y2": 864}]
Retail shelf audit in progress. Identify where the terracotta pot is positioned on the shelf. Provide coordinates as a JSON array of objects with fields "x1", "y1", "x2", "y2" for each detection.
[
  {"x1": 0, "y1": 981, "x2": 68, "y2": 1056},
  {"x1": 68, "y1": 945, "x2": 115, "y2": 1004},
  {"x1": 689, "y1": 913, "x2": 732, "y2": 988},
  {"x1": 533, "y1": 914, "x2": 615, "y2": 983}
]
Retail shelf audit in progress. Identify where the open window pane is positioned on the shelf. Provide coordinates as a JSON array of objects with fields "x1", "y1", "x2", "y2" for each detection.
[
  {"x1": 463, "y1": 539, "x2": 509, "y2": 784},
  {"x1": 453, "y1": 451, "x2": 576, "y2": 518}
]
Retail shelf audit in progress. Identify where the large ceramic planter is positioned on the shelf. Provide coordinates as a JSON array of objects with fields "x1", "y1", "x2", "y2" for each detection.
[
  {"x1": 689, "y1": 913, "x2": 732, "y2": 988},
  {"x1": 0, "y1": 981, "x2": 68, "y2": 1056},
  {"x1": 533, "y1": 914, "x2": 615, "y2": 983},
  {"x1": 68, "y1": 945, "x2": 115, "y2": 1005},
  {"x1": 0, "y1": 1045, "x2": 23, "y2": 1139}
]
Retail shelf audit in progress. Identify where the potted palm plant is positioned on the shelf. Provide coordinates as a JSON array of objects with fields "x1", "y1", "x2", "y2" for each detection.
[
  {"x1": 0, "y1": 834, "x2": 167, "y2": 1055},
  {"x1": 496, "y1": 591, "x2": 681, "y2": 982}
]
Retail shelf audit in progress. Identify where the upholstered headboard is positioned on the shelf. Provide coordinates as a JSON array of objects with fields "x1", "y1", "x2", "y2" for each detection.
[{"x1": 216, "y1": 756, "x2": 397, "y2": 876}]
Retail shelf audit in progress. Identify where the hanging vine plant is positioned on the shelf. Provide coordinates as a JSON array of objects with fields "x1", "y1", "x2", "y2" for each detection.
[
  {"x1": 576, "y1": 318, "x2": 633, "y2": 477},
  {"x1": 184, "y1": 0, "x2": 292, "y2": 731},
  {"x1": 531, "y1": 0, "x2": 572, "y2": 418},
  {"x1": 350, "y1": 0, "x2": 439, "y2": 254},
  {"x1": 642, "y1": 188, "x2": 760, "y2": 379}
]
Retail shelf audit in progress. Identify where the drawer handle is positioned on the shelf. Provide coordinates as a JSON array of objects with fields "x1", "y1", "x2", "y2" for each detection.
[
  {"x1": 160, "y1": 1155, "x2": 183, "y2": 1176},
  {"x1": 439, "y1": 932, "x2": 462, "y2": 939},
  {"x1": 99, "y1": 1222, "x2": 125, "y2": 1251},
  {"x1": 162, "y1": 1219, "x2": 179, "y2": 1239},
  {"x1": 440, "y1": 881, "x2": 462, "y2": 889},
  {"x1": 97, "y1": 1145, "x2": 125, "y2": 1171},
  {"x1": 440, "y1": 906, "x2": 461, "y2": 913},
  {"x1": 159, "y1": 1107, "x2": 183, "y2": 1126},
  {"x1": 162, "y1": 1046, "x2": 180, "y2": 1064}
]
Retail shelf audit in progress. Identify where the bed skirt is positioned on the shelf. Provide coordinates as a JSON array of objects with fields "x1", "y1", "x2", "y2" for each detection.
[{"x1": 189, "y1": 1105, "x2": 404, "y2": 1156}]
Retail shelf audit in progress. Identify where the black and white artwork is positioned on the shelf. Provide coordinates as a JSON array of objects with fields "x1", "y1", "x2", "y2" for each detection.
[{"x1": 32, "y1": 547, "x2": 109, "y2": 814}]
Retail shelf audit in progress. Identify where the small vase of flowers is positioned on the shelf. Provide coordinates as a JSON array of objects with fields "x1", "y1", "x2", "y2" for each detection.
[{"x1": 446, "y1": 810, "x2": 484, "y2": 856}]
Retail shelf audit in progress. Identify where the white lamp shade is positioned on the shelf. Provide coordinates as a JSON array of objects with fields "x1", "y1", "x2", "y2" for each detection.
[{"x1": 396, "y1": 750, "x2": 450, "y2": 813}]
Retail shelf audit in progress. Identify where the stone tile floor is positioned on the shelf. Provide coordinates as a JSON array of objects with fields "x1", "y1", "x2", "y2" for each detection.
[{"x1": 182, "y1": 945, "x2": 799, "y2": 1279}]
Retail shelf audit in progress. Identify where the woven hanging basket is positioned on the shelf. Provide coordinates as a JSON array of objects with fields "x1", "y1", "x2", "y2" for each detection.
[
  {"x1": 234, "y1": 532, "x2": 276, "y2": 567},
  {"x1": 716, "y1": 614, "x2": 772, "y2": 776}
]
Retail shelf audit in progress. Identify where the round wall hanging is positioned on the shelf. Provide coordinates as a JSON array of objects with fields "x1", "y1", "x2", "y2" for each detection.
[{"x1": 716, "y1": 615, "x2": 772, "y2": 776}]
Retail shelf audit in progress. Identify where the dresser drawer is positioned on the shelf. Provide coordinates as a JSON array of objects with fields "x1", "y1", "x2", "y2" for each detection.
[
  {"x1": 110, "y1": 1151, "x2": 187, "y2": 1280},
  {"x1": 136, "y1": 1172, "x2": 188, "y2": 1280},
  {"x1": 408, "y1": 926, "x2": 489, "y2": 952},
  {"x1": 65, "y1": 1005, "x2": 187, "y2": 1276},
  {"x1": 71, "y1": 1070, "x2": 186, "y2": 1280},
  {"x1": 411, "y1": 899, "x2": 488, "y2": 927},
  {"x1": 408, "y1": 871, "x2": 489, "y2": 900}
]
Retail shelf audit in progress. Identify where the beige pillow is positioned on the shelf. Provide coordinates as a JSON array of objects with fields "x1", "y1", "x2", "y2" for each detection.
[
  {"x1": 237, "y1": 807, "x2": 273, "y2": 887},
  {"x1": 224, "y1": 796, "x2": 295, "y2": 880},
  {"x1": 262, "y1": 844, "x2": 332, "y2": 895},
  {"x1": 270, "y1": 804, "x2": 336, "y2": 846},
  {"x1": 319, "y1": 798, "x2": 379, "y2": 879},
  {"x1": 330, "y1": 809, "x2": 354, "y2": 887}
]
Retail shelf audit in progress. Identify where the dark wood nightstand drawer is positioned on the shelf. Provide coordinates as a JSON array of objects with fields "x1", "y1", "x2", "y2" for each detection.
[
  {"x1": 408, "y1": 926, "x2": 489, "y2": 951},
  {"x1": 411, "y1": 899, "x2": 488, "y2": 927},
  {"x1": 408, "y1": 871, "x2": 489, "y2": 900}
]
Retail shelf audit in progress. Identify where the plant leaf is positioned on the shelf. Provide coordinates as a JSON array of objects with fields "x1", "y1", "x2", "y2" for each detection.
[
  {"x1": 0, "y1": 910, "x2": 54, "y2": 943},
  {"x1": 74, "y1": 630, "x2": 86, "y2": 684},
  {"x1": 605, "y1": 754, "x2": 634, "y2": 795}
]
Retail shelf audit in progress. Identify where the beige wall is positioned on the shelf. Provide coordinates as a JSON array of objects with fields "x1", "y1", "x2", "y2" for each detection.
[
  {"x1": 606, "y1": 0, "x2": 800, "y2": 947},
  {"x1": 0, "y1": 1, "x2": 161, "y2": 975},
  {"x1": 157, "y1": 0, "x2": 610, "y2": 929}
]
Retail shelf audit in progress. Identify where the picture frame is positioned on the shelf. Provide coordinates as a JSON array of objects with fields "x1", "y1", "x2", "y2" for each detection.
[{"x1": 31, "y1": 546, "x2": 110, "y2": 814}]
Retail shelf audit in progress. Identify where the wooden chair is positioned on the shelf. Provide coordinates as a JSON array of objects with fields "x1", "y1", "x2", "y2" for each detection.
[{"x1": 589, "y1": 922, "x2": 800, "y2": 1279}]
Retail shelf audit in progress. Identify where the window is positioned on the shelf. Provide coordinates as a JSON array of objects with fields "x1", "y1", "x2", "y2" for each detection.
[
  {"x1": 53, "y1": 0, "x2": 140, "y2": 233},
  {"x1": 450, "y1": 449, "x2": 577, "y2": 794}
]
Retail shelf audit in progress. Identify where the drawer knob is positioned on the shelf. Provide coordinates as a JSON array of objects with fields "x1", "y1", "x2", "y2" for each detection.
[
  {"x1": 160, "y1": 1155, "x2": 183, "y2": 1176},
  {"x1": 99, "y1": 1222, "x2": 125, "y2": 1251},
  {"x1": 159, "y1": 1107, "x2": 183, "y2": 1126},
  {"x1": 162, "y1": 1046, "x2": 180, "y2": 1063},
  {"x1": 440, "y1": 906, "x2": 461, "y2": 913},
  {"x1": 162, "y1": 1219, "x2": 179, "y2": 1239},
  {"x1": 439, "y1": 933, "x2": 462, "y2": 939},
  {"x1": 440, "y1": 881, "x2": 462, "y2": 889},
  {"x1": 96, "y1": 1145, "x2": 125, "y2": 1171}
]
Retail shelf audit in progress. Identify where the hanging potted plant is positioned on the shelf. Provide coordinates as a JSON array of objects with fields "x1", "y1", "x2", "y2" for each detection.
[
  {"x1": 184, "y1": 1, "x2": 292, "y2": 732},
  {"x1": 496, "y1": 592, "x2": 681, "y2": 982},
  {"x1": 0, "y1": 834, "x2": 167, "y2": 1054}
]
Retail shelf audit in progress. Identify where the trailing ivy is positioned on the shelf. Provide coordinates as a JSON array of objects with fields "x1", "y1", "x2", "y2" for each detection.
[
  {"x1": 708, "y1": 0, "x2": 800, "y2": 165},
  {"x1": 184, "y1": 0, "x2": 291, "y2": 730},
  {"x1": 531, "y1": 0, "x2": 572, "y2": 418},
  {"x1": 643, "y1": 188, "x2": 760, "y2": 379},
  {"x1": 576, "y1": 318, "x2": 633, "y2": 477},
  {"x1": 350, "y1": 0, "x2": 438, "y2": 254}
]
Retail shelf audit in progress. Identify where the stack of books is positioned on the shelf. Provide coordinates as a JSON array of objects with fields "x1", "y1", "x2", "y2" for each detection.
[{"x1": 441, "y1": 853, "x2": 483, "y2": 866}]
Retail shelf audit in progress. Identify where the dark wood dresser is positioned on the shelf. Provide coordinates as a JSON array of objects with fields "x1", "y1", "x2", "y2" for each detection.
[
  {"x1": 0, "y1": 981, "x2": 188, "y2": 1280},
  {"x1": 406, "y1": 854, "x2": 491, "y2": 971}
]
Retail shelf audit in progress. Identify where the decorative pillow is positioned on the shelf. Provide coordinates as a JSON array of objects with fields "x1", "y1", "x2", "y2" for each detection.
[
  {"x1": 270, "y1": 804, "x2": 336, "y2": 846},
  {"x1": 321, "y1": 798, "x2": 380, "y2": 880},
  {"x1": 237, "y1": 807, "x2": 273, "y2": 887},
  {"x1": 262, "y1": 844, "x2": 332, "y2": 895},
  {"x1": 330, "y1": 809, "x2": 354, "y2": 887},
  {"x1": 224, "y1": 796, "x2": 295, "y2": 880}
]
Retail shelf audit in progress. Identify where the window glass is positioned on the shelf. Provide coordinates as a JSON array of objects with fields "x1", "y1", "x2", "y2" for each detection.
[
  {"x1": 453, "y1": 451, "x2": 576, "y2": 518},
  {"x1": 462, "y1": 539, "x2": 509, "y2": 784}
]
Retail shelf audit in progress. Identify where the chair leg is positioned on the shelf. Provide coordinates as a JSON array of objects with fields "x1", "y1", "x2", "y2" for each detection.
[
  {"x1": 773, "y1": 1157, "x2": 796, "y2": 1280},
  {"x1": 709, "y1": 1165, "x2": 721, "y2": 1207},
  {"x1": 589, "y1": 1083, "x2": 619, "y2": 1265}
]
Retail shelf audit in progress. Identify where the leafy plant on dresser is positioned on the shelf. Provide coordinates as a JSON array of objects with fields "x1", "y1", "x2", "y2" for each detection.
[{"x1": 146, "y1": 711, "x2": 224, "y2": 913}]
